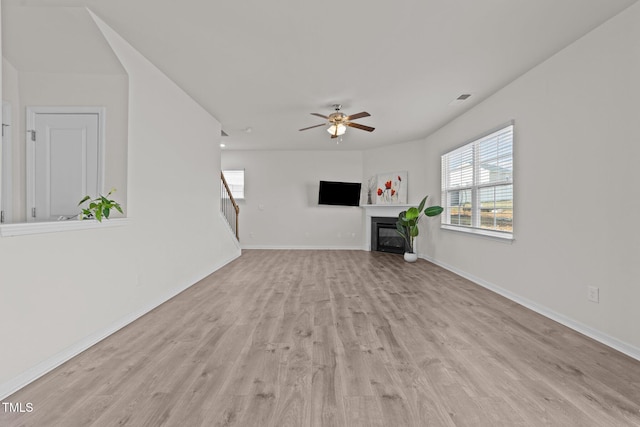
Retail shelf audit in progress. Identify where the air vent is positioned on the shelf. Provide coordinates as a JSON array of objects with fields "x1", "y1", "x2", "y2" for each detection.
[{"x1": 449, "y1": 93, "x2": 472, "y2": 106}]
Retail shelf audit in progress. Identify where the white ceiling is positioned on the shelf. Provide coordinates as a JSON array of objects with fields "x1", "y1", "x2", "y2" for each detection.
[
  {"x1": 3, "y1": 0, "x2": 638, "y2": 150},
  {"x1": 2, "y1": 2, "x2": 125, "y2": 75}
]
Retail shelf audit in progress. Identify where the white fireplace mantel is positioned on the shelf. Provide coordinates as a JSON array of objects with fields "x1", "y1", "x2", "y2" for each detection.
[
  {"x1": 361, "y1": 204, "x2": 412, "y2": 217},
  {"x1": 361, "y1": 204, "x2": 412, "y2": 251}
]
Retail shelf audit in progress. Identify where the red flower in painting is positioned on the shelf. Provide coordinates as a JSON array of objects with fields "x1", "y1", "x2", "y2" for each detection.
[
  {"x1": 385, "y1": 180, "x2": 392, "y2": 189},
  {"x1": 377, "y1": 188, "x2": 383, "y2": 196},
  {"x1": 391, "y1": 189, "x2": 396, "y2": 196}
]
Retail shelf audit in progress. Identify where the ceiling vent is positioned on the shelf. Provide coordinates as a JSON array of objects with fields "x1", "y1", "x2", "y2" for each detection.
[{"x1": 449, "y1": 93, "x2": 472, "y2": 106}]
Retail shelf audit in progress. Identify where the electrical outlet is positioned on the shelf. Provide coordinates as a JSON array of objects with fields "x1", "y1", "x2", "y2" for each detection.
[{"x1": 587, "y1": 286, "x2": 599, "y2": 303}]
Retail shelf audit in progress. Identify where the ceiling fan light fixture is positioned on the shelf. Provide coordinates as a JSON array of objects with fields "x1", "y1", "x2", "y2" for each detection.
[
  {"x1": 300, "y1": 105, "x2": 373, "y2": 139},
  {"x1": 327, "y1": 123, "x2": 346, "y2": 136}
]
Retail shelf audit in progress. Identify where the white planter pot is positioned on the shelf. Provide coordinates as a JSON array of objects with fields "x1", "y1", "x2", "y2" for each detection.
[{"x1": 404, "y1": 252, "x2": 418, "y2": 263}]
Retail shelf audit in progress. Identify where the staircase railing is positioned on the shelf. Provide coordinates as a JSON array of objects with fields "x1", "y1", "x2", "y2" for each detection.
[{"x1": 220, "y1": 172, "x2": 240, "y2": 240}]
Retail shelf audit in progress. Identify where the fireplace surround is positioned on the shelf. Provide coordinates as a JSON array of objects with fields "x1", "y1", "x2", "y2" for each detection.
[
  {"x1": 371, "y1": 216, "x2": 408, "y2": 254},
  {"x1": 362, "y1": 204, "x2": 412, "y2": 253}
]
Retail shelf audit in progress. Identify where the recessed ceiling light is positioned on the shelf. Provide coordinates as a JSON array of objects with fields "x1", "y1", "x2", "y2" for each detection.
[{"x1": 220, "y1": 143, "x2": 226, "y2": 148}]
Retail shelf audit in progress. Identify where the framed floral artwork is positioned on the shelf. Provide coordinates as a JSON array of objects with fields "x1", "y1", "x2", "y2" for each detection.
[{"x1": 376, "y1": 171, "x2": 407, "y2": 204}]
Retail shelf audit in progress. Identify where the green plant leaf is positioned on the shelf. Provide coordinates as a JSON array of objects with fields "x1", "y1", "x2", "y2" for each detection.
[
  {"x1": 405, "y1": 207, "x2": 420, "y2": 220},
  {"x1": 410, "y1": 225, "x2": 419, "y2": 238},
  {"x1": 417, "y1": 196, "x2": 427, "y2": 213},
  {"x1": 397, "y1": 211, "x2": 410, "y2": 225},
  {"x1": 78, "y1": 189, "x2": 122, "y2": 220},
  {"x1": 425, "y1": 206, "x2": 444, "y2": 217}
]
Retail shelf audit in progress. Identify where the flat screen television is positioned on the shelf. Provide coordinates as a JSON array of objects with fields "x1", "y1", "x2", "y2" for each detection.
[{"x1": 318, "y1": 181, "x2": 361, "y2": 206}]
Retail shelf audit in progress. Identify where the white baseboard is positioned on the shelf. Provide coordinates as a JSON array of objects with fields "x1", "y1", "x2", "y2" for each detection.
[
  {"x1": 420, "y1": 254, "x2": 640, "y2": 362},
  {"x1": 0, "y1": 251, "x2": 241, "y2": 400},
  {"x1": 240, "y1": 245, "x2": 364, "y2": 250}
]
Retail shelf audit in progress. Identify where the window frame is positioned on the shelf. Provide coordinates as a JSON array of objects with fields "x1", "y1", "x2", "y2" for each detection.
[{"x1": 441, "y1": 122, "x2": 514, "y2": 241}]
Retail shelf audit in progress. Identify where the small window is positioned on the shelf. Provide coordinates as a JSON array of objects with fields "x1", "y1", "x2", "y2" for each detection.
[
  {"x1": 222, "y1": 169, "x2": 245, "y2": 200},
  {"x1": 441, "y1": 124, "x2": 513, "y2": 239}
]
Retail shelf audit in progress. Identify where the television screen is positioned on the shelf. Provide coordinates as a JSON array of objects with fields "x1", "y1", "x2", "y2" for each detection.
[{"x1": 318, "y1": 181, "x2": 362, "y2": 206}]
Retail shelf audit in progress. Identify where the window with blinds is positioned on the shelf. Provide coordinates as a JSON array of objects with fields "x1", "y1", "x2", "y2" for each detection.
[
  {"x1": 441, "y1": 124, "x2": 513, "y2": 238},
  {"x1": 222, "y1": 169, "x2": 245, "y2": 200}
]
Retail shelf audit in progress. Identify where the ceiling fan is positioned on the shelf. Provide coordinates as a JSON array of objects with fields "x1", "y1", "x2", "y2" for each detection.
[{"x1": 299, "y1": 104, "x2": 375, "y2": 139}]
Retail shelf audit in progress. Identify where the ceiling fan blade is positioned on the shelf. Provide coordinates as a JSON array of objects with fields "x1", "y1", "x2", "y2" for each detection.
[
  {"x1": 345, "y1": 111, "x2": 370, "y2": 121},
  {"x1": 347, "y1": 122, "x2": 375, "y2": 132},
  {"x1": 310, "y1": 113, "x2": 329, "y2": 119},
  {"x1": 299, "y1": 123, "x2": 326, "y2": 131}
]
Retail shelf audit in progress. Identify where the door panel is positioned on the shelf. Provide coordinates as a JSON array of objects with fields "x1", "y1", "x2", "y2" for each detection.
[
  {"x1": 49, "y1": 128, "x2": 87, "y2": 217},
  {"x1": 31, "y1": 112, "x2": 100, "y2": 221}
]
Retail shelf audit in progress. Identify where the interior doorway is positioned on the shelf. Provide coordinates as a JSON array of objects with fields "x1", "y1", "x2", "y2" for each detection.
[{"x1": 26, "y1": 106, "x2": 104, "y2": 222}]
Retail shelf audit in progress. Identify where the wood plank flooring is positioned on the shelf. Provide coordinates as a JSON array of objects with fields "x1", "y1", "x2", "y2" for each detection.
[{"x1": 2, "y1": 250, "x2": 640, "y2": 426}]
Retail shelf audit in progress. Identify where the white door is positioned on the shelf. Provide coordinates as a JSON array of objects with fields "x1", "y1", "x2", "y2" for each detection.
[
  {"x1": 1, "y1": 101, "x2": 12, "y2": 224},
  {"x1": 27, "y1": 107, "x2": 104, "y2": 222}
]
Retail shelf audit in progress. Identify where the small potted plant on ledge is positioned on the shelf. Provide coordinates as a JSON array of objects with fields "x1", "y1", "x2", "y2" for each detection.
[
  {"x1": 78, "y1": 188, "x2": 123, "y2": 222},
  {"x1": 396, "y1": 195, "x2": 443, "y2": 262}
]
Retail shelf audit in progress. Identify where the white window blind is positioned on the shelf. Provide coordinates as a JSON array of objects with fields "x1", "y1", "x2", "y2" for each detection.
[
  {"x1": 222, "y1": 169, "x2": 245, "y2": 200},
  {"x1": 441, "y1": 124, "x2": 513, "y2": 238}
]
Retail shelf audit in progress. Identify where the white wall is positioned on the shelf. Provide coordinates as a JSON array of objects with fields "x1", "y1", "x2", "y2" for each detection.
[
  {"x1": 222, "y1": 150, "x2": 364, "y2": 249},
  {"x1": 363, "y1": 138, "x2": 430, "y2": 206},
  {"x1": 0, "y1": 12, "x2": 240, "y2": 398},
  {"x1": 416, "y1": 3, "x2": 640, "y2": 355}
]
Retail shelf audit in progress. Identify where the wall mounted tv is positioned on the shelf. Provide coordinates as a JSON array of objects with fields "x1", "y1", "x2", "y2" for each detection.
[{"x1": 318, "y1": 180, "x2": 362, "y2": 206}]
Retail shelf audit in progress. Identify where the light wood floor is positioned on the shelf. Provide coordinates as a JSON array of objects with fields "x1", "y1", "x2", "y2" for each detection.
[{"x1": 3, "y1": 250, "x2": 640, "y2": 426}]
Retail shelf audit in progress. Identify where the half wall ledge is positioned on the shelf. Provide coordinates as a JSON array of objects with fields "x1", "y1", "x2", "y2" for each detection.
[{"x1": 0, "y1": 218, "x2": 129, "y2": 237}]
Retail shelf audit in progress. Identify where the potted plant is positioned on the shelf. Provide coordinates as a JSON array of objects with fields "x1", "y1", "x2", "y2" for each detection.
[
  {"x1": 396, "y1": 195, "x2": 443, "y2": 262},
  {"x1": 78, "y1": 188, "x2": 123, "y2": 222}
]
